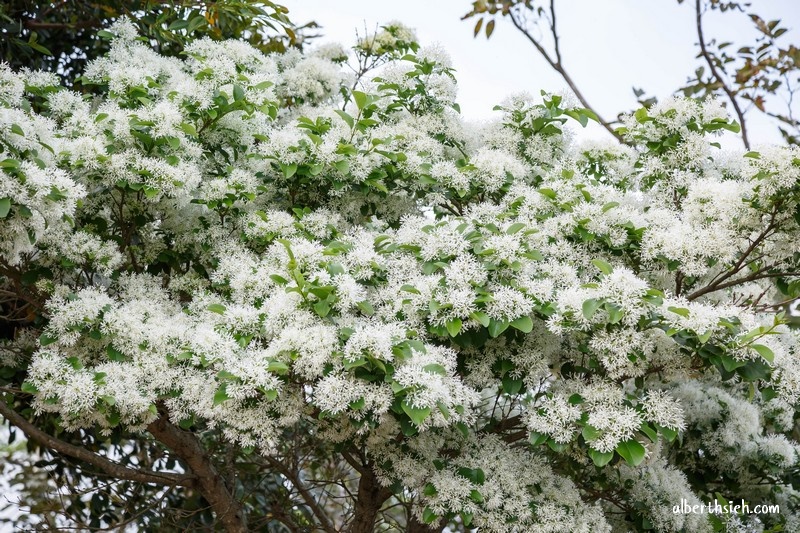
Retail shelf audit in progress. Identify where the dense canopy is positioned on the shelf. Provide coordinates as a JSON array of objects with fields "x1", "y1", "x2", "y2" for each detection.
[{"x1": 1, "y1": 19, "x2": 799, "y2": 532}]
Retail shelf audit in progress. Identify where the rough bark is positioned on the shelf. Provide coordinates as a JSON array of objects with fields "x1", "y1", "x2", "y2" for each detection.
[
  {"x1": 348, "y1": 465, "x2": 391, "y2": 533},
  {"x1": 147, "y1": 415, "x2": 247, "y2": 533},
  {"x1": 0, "y1": 400, "x2": 189, "y2": 486}
]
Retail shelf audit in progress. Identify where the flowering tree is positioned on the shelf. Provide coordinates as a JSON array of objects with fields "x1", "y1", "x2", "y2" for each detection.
[{"x1": 1, "y1": 19, "x2": 800, "y2": 532}]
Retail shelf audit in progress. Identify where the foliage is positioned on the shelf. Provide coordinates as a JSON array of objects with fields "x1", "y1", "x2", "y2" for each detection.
[
  {"x1": 1, "y1": 19, "x2": 800, "y2": 532},
  {"x1": 0, "y1": 0, "x2": 315, "y2": 85},
  {"x1": 463, "y1": 0, "x2": 800, "y2": 149}
]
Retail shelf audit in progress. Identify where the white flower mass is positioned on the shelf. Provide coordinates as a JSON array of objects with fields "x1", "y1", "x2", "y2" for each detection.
[{"x1": 1, "y1": 18, "x2": 799, "y2": 532}]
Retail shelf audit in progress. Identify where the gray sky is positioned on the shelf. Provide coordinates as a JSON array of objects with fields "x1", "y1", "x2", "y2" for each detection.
[{"x1": 284, "y1": 0, "x2": 800, "y2": 147}]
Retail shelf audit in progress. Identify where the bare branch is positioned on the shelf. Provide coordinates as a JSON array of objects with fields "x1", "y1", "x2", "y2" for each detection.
[
  {"x1": 695, "y1": 0, "x2": 750, "y2": 149},
  {"x1": 0, "y1": 400, "x2": 190, "y2": 487},
  {"x1": 687, "y1": 212, "x2": 778, "y2": 300},
  {"x1": 265, "y1": 455, "x2": 338, "y2": 533},
  {"x1": 508, "y1": 7, "x2": 624, "y2": 143}
]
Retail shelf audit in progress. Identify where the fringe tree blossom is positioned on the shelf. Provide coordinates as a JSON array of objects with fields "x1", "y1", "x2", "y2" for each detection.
[{"x1": 1, "y1": 18, "x2": 799, "y2": 533}]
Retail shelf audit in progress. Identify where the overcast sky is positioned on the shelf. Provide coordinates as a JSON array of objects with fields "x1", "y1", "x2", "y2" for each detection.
[{"x1": 283, "y1": 0, "x2": 799, "y2": 147}]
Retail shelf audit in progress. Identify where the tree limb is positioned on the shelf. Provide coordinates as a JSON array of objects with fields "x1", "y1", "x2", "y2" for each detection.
[
  {"x1": 508, "y1": 5, "x2": 624, "y2": 143},
  {"x1": 695, "y1": 0, "x2": 750, "y2": 149},
  {"x1": 687, "y1": 213, "x2": 778, "y2": 300},
  {"x1": 265, "y1": 455, "x2": 338, "y2": 533},
  {"x1": 147, "y1": 413, "x2": 247, "y2": 533},
  {"x1": 0, "y1": 400, "x2": 190, "y2": 487}
]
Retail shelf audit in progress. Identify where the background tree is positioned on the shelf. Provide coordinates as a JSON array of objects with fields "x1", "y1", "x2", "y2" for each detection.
[
  {"x1": 0, "y1": 0, "x2": 317, "y2": 85},
  {"x1": 463, "y1": 0, "x2": 800, "y2": 149}
]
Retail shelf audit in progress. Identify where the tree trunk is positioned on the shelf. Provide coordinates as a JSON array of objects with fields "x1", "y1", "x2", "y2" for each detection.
[
  {"x1": 148, "y1": 415, "x2": 247, "y2": 533},
  {"x1": 349, "y1": 466, "x2": 391, "y2": 533}
]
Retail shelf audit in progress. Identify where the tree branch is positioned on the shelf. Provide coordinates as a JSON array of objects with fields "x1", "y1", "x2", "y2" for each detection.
[
  {"x1": 147, "y1": 414, "x2": 247, "y2": 532},
  {"x1": 695, "y1": 0, "x2": 750, "y2": 149},
  {"x1": 264, "y1": 455, "x2": 337, "y2": 533},
  {"x1": 348, "y1": 459, "x2": 391, "y2": 533},
  {"x1": 22, "y1": 19, "x2": 102, "y2": 31},
  {"x1": 0, "y1": 400, "x2": 190, "y2": 487},
  {"x1": 687, "y1": 213, "x2": 778, "y2": 300},
  {"x1": 508, "y1": 6, "x2": 624, "y2": 143}
]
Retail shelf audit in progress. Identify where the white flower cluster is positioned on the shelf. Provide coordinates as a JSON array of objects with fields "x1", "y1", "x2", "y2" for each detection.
[{"x1": 2, "y1": 21, "x2": 799, "y2": 532}]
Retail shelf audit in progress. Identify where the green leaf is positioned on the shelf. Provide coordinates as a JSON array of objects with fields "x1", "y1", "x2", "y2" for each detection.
[
  {"x1": 186, "y1": 15, "x2": 207, "y2": 33},
  {"x1": 39, "y1": 333, "x2": 57, "y2": 346},
  {"x1": 436, "y1": 400, "x2": 451, "y2": 420},
  {"x1": 422, "y1": 507, "x2": 438, "y2": 524},
  {"x1": 352, "y1": 90, "x2": 368, "y2": 110},
  {"x1": 106, "y1": 345, "x2": 128, "y2": 362},
  {"x1": 253, "y1": 80, "x2": 274, "y2": 91},
  {"x1": 470, "y1": 311, "x2": 491, "y2": 327},
  {"x1": 0, "y1": 198, "x2": 11, "y2": 218},
  {"x1": 178, "y1": 122, "x2": 197, "y2": 136},
  {"x1": 487, "y1": 319, "x2": 509, "y2": 338},
  {"x1": 506, "y1": 222, "x2": 525, "y2": 234},
  {"x1": 168, "y1": 19, "x2": 189, "y2": 30},
  {"x1": 606, "y1": 303, "x2": 624, "y2": 324},
  {"x1": 591, "y1": 258, "x2": 613, "y2": 275},
  {"x1": 634, "y1": 107, "x2": 650, "y2": 123},
  {"x1": 582, "y1": 298, "x2": 602, "y2": 320},
  {"x1": 101, "y1": 394, "x2": 116, "y2": 406},
  {"x1": 357, "y1": 301, "x2": 374, "y2": 316},
  {"x1": 269, "y1": 274, "x2": 289, "y2": 285},
  {"x1": 233, "y1": 84, "x2": 245, "y2": 102},
  {"x1": 334, "y1": 109, "x2": 355, "y2": 128},
  {"x1": 313, "y1": 299, "x2": 331, "y2": 317},
  {"x1": 423, "y1": 363, "x2": 447, "y2": 376},
  {"x1": 538, "y1": 188, "x2": 557, "y2": 200},
  {"x1": 213, "y1": 383, "x2": 229, "y2": 405},
  {"x1": 568, "y1": 393, "x2": 583, "y2": 404},
  {"x1": 11, "y1": 124, "x2": 24, "y2": 136},
  {"x1": 267, "y1": 361, "x2": 289, "y2": 374},
  {"x1": 281, "y1": 163, "x2": 297, "y2": 179},
  {"x1": 529, "y1": 432, "x2": 548, "y2": 445},
  {"x1": 343, "y1": 357, "x2": 367, "y2": 371},
  {"x1": 615, "y1": 439, "x2": 646, "y2": 466},
  {"x1": 28, "y1": 40, "x2": 52, "y2": 56},
  {"x1": 639, "y1": 422, "x2": 658, "y2": 443},
  {"x1": 720, "y1": 354, "x2": 745, "y2": 372},
  {"x1": 401, "y1": 401, "x2": 431, "y2": 426},
  {"x1": 582, "y1": 424, "x2": 601, "y2": 441},
  {"x1": 751, "y1": 344, "x2": 774, "y2": 363},
  {"x1": 457, "y1": 467, "x2": 486, "y2": 484},
  {"x1": 446, "y1": 318, "x2": 462, "y2": 337},
  {"x1": 20, "y1": 381, "x2": 38, "y2": 394},
  {"x1": 510, "y1": 315, "x2": 533, "y2": 333},
  {"x1": 656, "y1": 424, "x2": 678, "y2": 442},
  {"x1": 97, "y1": 29, "x2": 115, "y2": 40},
  {"x1": 207, "y1": 303, "x2": 227, "y2": 315},
  {"x1": 501, "y1": 375, "x2": 523, "y2": 395},
  {"x1": 399, "y1": 284, "x2": 420, "y2": 294},
  {"x1": 668, "y1": 306, "x2": 690, "y2": 318},
  {"x1": 589, "y1": 449, "x2": 614, "y2": 467},
  {"x1": 349, "y1": 397, "x2": 365, "y2": 410}
]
